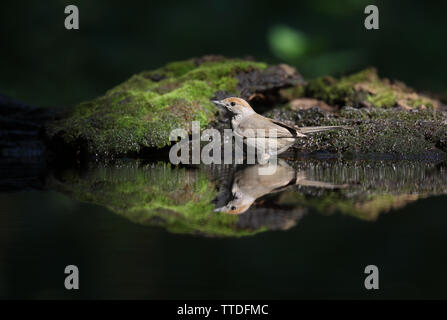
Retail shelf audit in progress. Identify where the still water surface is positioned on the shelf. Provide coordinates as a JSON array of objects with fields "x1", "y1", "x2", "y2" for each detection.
[{"x1": 1, "y1": 158, "x2": 447, "y2": 299}]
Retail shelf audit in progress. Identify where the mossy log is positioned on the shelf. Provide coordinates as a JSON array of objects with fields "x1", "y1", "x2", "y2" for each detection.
[{"x1": 1, "y1": 56, "x2": 447, "y2": 161}]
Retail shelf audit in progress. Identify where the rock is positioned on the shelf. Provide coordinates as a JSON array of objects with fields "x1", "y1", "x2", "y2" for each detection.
[
  {"x1": 283, "y1": 67, "x2": 440, "y2": 110},
  {"x1": 0, "y1": 94, "x2": 51, "y2": 161},
  {"x1": 264, "y1": 68, "x2": 446, "y2": 160},
  {"x1": 16, "y1": 57, "x2": 447, "y2": 161},
  {"x1": 288, "y1": 98, "x2": 336, "y2": 113},
  {"x1": 264, "y1": 68, "x2": 447, "y2": 160},
  {"x1": 45, "y1": 56, "x2": 303, "y2": 157}
]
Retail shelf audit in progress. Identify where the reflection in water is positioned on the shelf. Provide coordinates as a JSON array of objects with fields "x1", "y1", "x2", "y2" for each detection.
[
  {"x1": 285, "y1": 160, "x2": 447, "y2": 220},
  {"x1": 49, "y1": 159, "x2": 447, "y2": 237},
  {"x1": 215, "y1": 160, "x2": 347, "y2": 214},
  {"x1": 49, "y1": 162, "x2": 287, "y2": 237}
]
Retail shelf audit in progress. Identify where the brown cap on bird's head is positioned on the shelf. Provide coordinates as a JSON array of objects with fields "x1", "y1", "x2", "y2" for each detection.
[
  {"x1": 224, "y1": 97, "x2": 252, "y2": 108},
  {"x1": 212, "y1": 97, "x2": 255, "y2": 114},
  {"x1": 214, "y1": 202, "x2": 252, "y2": 215}
]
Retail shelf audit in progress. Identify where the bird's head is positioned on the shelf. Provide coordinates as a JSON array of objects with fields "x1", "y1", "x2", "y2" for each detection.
[
  {"x1": 212, "y1": 97, "x2": 255, "y2": 116},
  {"x1": 213, "y1": 191, "x2": 255, "y2": 215},
  {"x1": 214, "y1": 200, "x2": 253, "y2": 215}
]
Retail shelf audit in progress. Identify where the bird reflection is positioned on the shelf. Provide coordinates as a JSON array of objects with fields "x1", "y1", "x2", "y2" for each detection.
[{"x1": 215, "y1": 160, "x2": 348, "y2": 215}]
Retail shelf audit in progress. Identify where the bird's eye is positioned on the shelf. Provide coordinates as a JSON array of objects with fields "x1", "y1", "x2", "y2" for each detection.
[
  {"x1": 230, "y1": 102, "x2": 235, "y2": 106},
  {"x1": 231, "y1": 206, "x2": 236, "y2": 210}
]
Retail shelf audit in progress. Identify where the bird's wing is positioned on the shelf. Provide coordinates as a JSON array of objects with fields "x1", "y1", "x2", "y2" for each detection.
[
  {"x1": 270, "y1": 119, "x2": 307, "y2": 137},
  {"x1": 235, "y1": 114, "x2": 304, "y2": 138}
]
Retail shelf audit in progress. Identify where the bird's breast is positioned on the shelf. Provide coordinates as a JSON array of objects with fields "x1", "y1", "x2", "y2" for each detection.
[{"x1": 231, "y1": 116, "x2": 242, "y2": 129}]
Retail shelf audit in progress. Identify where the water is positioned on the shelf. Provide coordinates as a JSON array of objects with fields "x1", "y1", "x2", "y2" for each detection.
[{"x1": 1, "y1": 158, "x2": 447, "y2": 299}]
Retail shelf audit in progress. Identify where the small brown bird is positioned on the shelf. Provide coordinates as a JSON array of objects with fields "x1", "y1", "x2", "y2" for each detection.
[{"x1": 212, "y1": 97, "x2": 348, "y2": 159}]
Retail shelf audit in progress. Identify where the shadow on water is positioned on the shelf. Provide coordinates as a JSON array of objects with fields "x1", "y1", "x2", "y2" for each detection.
[{"x1": 47, "y1": 158, "x2": 447, "y2": 237}]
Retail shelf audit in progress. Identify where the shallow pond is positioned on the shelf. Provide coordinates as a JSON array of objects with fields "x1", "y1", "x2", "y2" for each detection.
[{"x1": 1, "y1": 158, "x2": 447, "y2": 299}]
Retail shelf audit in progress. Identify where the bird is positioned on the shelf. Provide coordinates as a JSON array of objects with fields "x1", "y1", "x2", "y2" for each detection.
[
  {"x1": 212, "y1": 97, "x2": 349, "y2": 160},
  {"x1": 214, "y1": 160, "x2": 348, "y2": 214}
]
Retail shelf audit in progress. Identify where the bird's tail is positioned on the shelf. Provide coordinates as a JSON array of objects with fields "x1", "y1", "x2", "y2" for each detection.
[{"x1": 299, "y1": 125, "x2": 350, "y2": 134}]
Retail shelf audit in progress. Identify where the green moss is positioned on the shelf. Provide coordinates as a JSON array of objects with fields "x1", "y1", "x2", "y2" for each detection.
[
  {"x1": 163, "y1": 60, "x2": 197, "y2": 77},
  {"x1": 280, "y1": 191, "x2": 421, "y2": 221},
  {"x1": 279, "y1": 85, "x2": 306, "y2": 100},
  {"x1": 280, "y1": 191, "x2": 367, "y2": 220},
  {"x1": 46, "y1": 58, "x2": 267, "y2": 156},
  {"x1": 303, "y1": 68, "x2": 438, "y2": 109},
  {"x1": 49, "y1": 161, "x2": 268, "y2": 237},
  {"x1": 366, "y1": 88, "x2": 396, "y2": 108}
]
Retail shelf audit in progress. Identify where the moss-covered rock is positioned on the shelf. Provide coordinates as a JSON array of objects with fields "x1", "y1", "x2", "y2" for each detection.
[
  {"x1": 45, "y1": 56, "x2": 302, "y2": 157},
  {"x1": 297, "y1": 68, "x2": 440, "y2": 109},
  {"x1": 44, "y1": 58, "x2": 446, "y2": 160}
]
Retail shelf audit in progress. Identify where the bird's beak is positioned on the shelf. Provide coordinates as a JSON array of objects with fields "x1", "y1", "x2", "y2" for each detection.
[{"x1": 212, "y1": 100, "x2": 226, "y2": 108}]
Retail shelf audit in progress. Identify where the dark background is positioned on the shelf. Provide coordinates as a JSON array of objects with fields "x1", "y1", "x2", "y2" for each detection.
[{"x1": 1, "y1": 0, "x2": 446, "y2": 107}]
